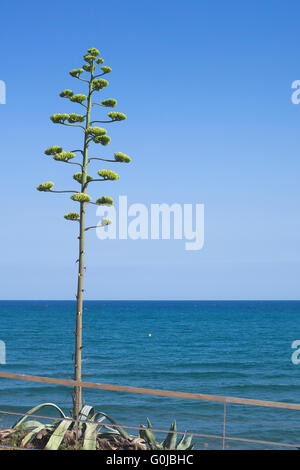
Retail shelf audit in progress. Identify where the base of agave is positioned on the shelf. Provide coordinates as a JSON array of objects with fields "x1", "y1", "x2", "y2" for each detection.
[
  {"x1": 0, "y1": 427, "x2": 146, "y2": 450},
  {"x1": 0, "y1": 403, "x2": 193, "y2": 450}
]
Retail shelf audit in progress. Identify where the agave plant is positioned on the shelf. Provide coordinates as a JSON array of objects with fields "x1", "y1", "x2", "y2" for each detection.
[
  {"x1": 139, "y1": 418, "x2": 194, "y2": 450},
  {"x1": 0, "y1": 404, "x2": 194, "y2": 450},
  {"x1": 0, "y1": 403, "x2": 146, "y2": 450}
]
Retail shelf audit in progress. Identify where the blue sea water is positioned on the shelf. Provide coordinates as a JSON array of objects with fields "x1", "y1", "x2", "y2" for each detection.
[{"x1": 0, "y1": 300, "x2": 300, "y2": 449}]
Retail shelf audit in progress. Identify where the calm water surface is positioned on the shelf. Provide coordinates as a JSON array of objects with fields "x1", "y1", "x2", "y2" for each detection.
[{"x1": 1, "y1": 300, "x2": 300, "y2": 449}]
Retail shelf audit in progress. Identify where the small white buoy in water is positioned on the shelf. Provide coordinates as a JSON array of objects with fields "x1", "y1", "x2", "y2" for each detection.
[{"x1": 148, "y1": 334, "x2": 151, "y2": 337}]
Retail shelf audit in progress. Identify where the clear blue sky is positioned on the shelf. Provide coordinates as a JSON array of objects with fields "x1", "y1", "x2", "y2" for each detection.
[{"x1": 0, "y1": 0, "x2": 300, "y2": 300}]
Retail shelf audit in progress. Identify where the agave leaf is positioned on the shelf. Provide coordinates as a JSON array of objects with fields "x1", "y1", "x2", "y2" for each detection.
[
  {"x1": 13, "y1": 403, "x2": 66, "y2": 428},
  {"x1": 100, "y1": 424, "x2": 119, "y2": 434},
  {"x1": 184, "y1": 437, "x2": 194, "y2": 450},
  {"x1": 177, "y1": 434, "x2": 194, "y2": 450},
  {"x1": 139, "y1": 425, "x2": 160, "y2": 449},
  {"x1": 156, "y1": 443, "x2": 165, "y2": 450},
  {"x1": 175, "y1": 432, "x2": 186, "y2": 450},
  {"x1": 82, "y1": 422, "x2": 98, "y2": 450},
  {"x1": 93, "y1": 413, "x2": 118, "y2": 434},
  {"x1": 79, "y1": 405, "x2": 94, "y2": 421},
  {"x1": 146, "y1": 417, "x2": 152, "y2": 428},
  {"x1": 94, "y1": 412, "x2": 132, "y2": 439},
  {"x1": 162, "y1": 420, "x2": 177, "y2": 449},
  {"x1": 140, "y1": 418, "x2": 156, "y2": 444},
  {"x1": 21, "y1": 424, "x2": 46, "y2": 447},
  {"x1": 45, "y1": 419, "x2": 73, "y2": 450},
  {"x1": 21, "y1": 420, "x2": 45, "y2": 429},
  {"x1": 92, "y1": 413, "x2": 106, "y2": 423}
]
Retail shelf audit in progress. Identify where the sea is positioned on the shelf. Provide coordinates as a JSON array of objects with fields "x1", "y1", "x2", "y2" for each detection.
[{"x1": 0, "y1": 300, "x2": 300, "y2": 450}]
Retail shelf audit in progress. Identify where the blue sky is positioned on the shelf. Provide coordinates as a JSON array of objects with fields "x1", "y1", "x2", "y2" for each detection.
[{"x1": 0, "y1": 0, "x2": 300, "y2": 299}]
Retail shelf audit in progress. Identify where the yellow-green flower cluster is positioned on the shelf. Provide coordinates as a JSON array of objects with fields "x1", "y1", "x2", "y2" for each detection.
[
  {"x1": 70, "y1": 94, "x2": 87, "y2": 103},
  {"x1": 86, "y1": 126, "x2": 107, "y2": 137},
  {"x1": 83, "y1": 64, "x2": 95, "y2": 73},
  {"x1": 44, "y1": 145, "x2": 63, "y2": 155},
  {"x1": 60, "y1": 89, "x2": 74, "y2": 98},
  {"x1": 86, "y1": 127, "x2": 111, "y2": 145},
  {"x1": 96, "y1": 196, "x2": 114, "y2": 206},
  {"x1": 73, "y1": 173, "x2": 93, "y2": 184},
  {"x1": 101, "y1": 99, "x2": 117, "y2": 108},
  {"x1": 64, "y1": 212, "x2": 80, "y2": 221},
  {"x1": 50, "y1": 113, "x2": 85, "y2": 124},
  {"x1": 101, "y1": 66, "x2": 112, "y2": 74},
  {"x1": 68, "y1": 113, "x2": 85, "y2": 123},
  {"x1": 108, "y1": 112, "x2": 126, "y2": 121},
  {"x1": 69, "y1": 69, "x2": 84, "y2": 77},
  {"x1": 101, "y1": 217, "x2": 112, "y2": 226},
  {"x1": 87, "y1": 48, "x2": 100, "y2": 57},
  {"x1": 37, "y1": 182, "x2": 54, "y2": 192},
  {"x1": 94, "y1": 135, "x2": 111, "y2": 145},
  {"x1": 92, "y1": 79, "x2": 108, "y2": 91},
  {"x1": 83, "y1": 54, "x2": 94, "y2": 63},
  {"x1": 114, "y1": 152, "x2": 131, "y2": 163},
  {"x1": 50, "y1": 114, "x2": 69, "y2": 124},
  {"x1": 53, "y1": 152, "x2": 75, "y2": 162},
  {"x1": 71, "y1": 193, "x2": 92, "y2": 203},
  {"x1": 98, "y1": 169, "x2": 120, "y2": 180}
]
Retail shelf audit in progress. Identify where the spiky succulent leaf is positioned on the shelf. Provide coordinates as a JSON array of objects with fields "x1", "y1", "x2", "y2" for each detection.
[
  {"x1": 176, "y1": 433, "x2": 194, "y2": 450},
  {"x1": 82, "y1": 422, "x2": 98, "y2": 450},
  {"x1": 37, "y1": 182, "x2": 54, "y2": 192},
  {"x1": 44, "y1": 145, "x2": 63, "y2": 155},
  {"x1": 92, "y1": 79, "x2": 108, "y2": 91},
  {"x1": 114, "y1": 152, "x2": 131, "y2": 163},
  {"x1": 108, "y1": 112, "x2": 127, "y2": 121},
  {"x1": 96, "y1": 196, "x2": 114, "y2": 206},
  {"x1": 64, "y1": 212, "x2": 80, "y2": 221},
  {"x1": 45, "y1": 419, "x2": 73, "y2": 450},
  {"x1": 139, "y1": 425, "x2": 160, "y2": 450},
  {"x1": 162, "y1": 420, "x2": 177, "y2": 449},
  {"x1": 20, "y1": 424, "x2": 46, "y2": 447},
  {"x1": 20, "y1": 420, "x2": 47, "y2": 430},
  {"x1": 13, "y1": 403, "x2": 66, "y2": 428},
  {"x1": 139, "y1": 418, "x2": 157, "y2": 445},
  {"x1": 71, "y1": 193, "x2": 92, "y2": 203},
  {"x1": 93, "y1": 412, "x2": 132, "y2": 440},
  {"x1": 79, "y1": 405, "x2": 95, "y2": 422},
  {"x1": 98, "y1": 169, "x2": 119, "y2": 180},
  {"x1": 138, "y1": 419, "x2": 193, "y2": 450}
]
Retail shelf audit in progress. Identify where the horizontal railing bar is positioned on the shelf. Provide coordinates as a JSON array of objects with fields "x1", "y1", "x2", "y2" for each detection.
[{"x1": 1, "y1": 371, "x2": 300, "y2": 410}]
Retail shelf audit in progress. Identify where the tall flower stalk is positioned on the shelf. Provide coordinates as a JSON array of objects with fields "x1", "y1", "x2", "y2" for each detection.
[{"x1": 37, "y1": 48, "x2": 131, "y2": 420}]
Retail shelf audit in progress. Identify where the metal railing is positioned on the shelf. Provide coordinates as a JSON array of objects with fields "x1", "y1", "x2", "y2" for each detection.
[{"x1": 0, "y1": 371, "x2": 300, "y2": 450}]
